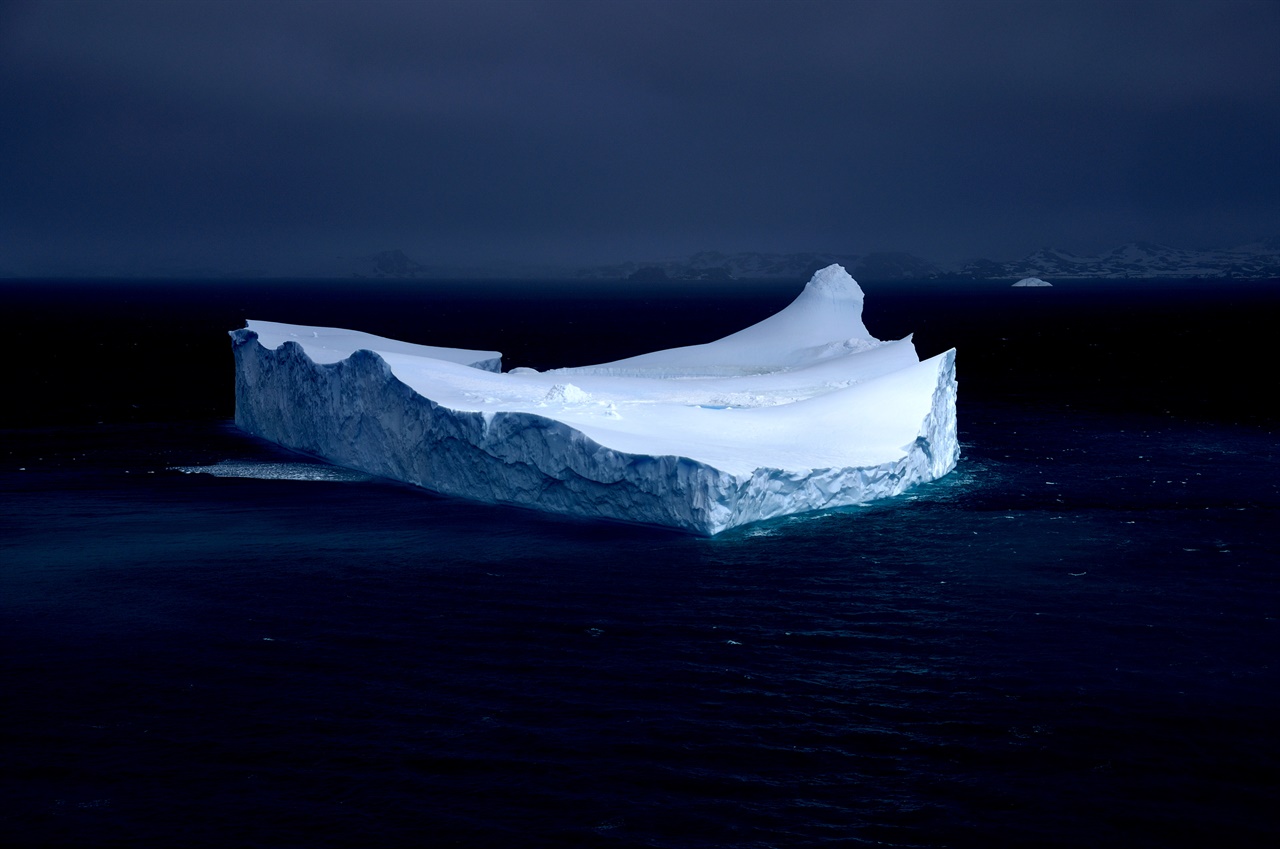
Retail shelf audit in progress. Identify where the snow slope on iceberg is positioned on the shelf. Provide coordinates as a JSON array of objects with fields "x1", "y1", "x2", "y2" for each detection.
[
  {"x1": 246, "y1": 319, "x2": 502, "y2": 371},
  {"x1": 230, "y1": 265, "x2": 958, "y2": 534}
]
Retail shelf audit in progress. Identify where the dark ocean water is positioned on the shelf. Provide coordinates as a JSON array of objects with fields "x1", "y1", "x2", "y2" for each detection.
[{"x1": 2, "y1": 278, "x2": 1278, "y2": 848}]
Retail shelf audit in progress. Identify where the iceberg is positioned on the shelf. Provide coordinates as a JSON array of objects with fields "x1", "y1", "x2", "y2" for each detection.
[
  {"x1": 1012, "y1": 276, "x2": 1052, "y2": 287},
  {"x1": 229, "y1": 265, "x2": 958, "y2": 535}
]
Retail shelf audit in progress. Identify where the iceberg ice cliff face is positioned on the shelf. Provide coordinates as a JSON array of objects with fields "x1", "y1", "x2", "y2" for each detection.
[{"x1": 230, "y1": 265, "x2": 958, "y2": 535}]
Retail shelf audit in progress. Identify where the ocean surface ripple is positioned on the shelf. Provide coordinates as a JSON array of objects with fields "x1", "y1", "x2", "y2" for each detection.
[{"x1": 2, "y1": 279, "x2": 1278, "y2": 848}]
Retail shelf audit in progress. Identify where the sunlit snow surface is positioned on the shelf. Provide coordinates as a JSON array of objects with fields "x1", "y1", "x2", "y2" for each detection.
[{"x1": 229, "y1": 265, "x2": 958, "y2": 534}]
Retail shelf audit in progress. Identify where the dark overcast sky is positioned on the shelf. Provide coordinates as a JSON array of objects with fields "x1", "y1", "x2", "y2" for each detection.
[{"x1": 2, "y1": 0, "x2": 1278, "y2": 273}]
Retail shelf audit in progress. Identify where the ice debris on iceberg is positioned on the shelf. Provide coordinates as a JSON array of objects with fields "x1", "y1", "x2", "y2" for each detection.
[{"x1": 229, "y1": 264, "x2": 958, "y2": 535}]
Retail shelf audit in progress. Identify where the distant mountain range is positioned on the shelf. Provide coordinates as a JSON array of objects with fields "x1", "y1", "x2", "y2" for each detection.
[
  {"x1": 6, "y1": 241, "x2": 1280, "y2": 281},
  {"x1": 575, "y1": 250, "x2": 941, "y2": 282},
  {"x1": 946, "y1": 240, "x2": 1280, "y2": 281},
  {"x1": 581, "y1": 240, "x2": 1280, "y2": 282}
]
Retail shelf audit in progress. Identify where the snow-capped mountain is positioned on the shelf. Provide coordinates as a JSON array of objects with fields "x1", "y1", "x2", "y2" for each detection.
[{"x1": 952, "y1": 240, "x2": 1280, "y2": 280}]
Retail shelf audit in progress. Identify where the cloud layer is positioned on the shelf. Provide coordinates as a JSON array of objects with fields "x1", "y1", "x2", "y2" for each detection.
[{"x1": 3, "y1": 0, "x2": 1278, "y2": 274}]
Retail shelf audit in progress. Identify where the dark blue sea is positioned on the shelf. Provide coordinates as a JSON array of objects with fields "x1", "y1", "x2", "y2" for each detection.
[{"x1": 3, "y1": 277, "x2": 1278, "y2": 848}]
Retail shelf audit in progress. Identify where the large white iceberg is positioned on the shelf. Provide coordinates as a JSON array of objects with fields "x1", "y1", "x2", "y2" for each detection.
[{"x1": 229, "y1": 265, "x2": 958, "y2": 535}]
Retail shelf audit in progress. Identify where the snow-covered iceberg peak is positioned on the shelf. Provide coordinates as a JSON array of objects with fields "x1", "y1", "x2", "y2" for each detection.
[
  {"x1": 560, "y1": 264, "x2": 875, "y2": 378},
  {"x1": 229, "y1": 264, "x2": 959, "y2": 535},
  {"x1": 717, "y1": 262, "x2": 872, "y2": 354},
  {"x1": 805, "y1": 261, "x2": 866, "y2": 299}
]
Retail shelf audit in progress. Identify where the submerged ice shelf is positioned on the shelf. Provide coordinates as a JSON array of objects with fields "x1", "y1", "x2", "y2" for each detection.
[{"x1": 229, "y1": 265, "x2": 958, "y2": 535}]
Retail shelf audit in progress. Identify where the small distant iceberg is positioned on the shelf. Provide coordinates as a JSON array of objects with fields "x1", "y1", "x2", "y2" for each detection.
[{"x1": 1012, "y1": 277, "x2": 1052, "y2": 287}]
